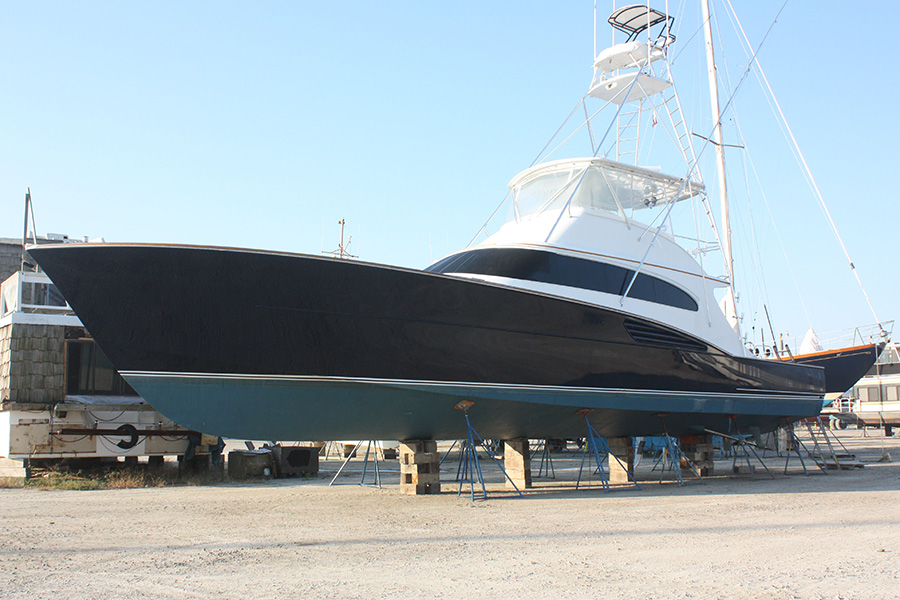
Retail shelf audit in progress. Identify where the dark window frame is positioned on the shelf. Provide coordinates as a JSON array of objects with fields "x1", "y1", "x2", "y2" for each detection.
[{"x1": 427, "y1": 248, "x2": 699, "y2": 312}]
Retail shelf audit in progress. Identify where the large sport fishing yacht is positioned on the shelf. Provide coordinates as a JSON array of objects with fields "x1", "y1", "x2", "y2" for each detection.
[{"x1": 29, "y1": 4, "x2": 831, "y2": 442}]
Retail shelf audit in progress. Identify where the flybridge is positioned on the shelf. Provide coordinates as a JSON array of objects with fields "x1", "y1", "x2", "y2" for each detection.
[{"x1": 507, "y1": 157, "x2": 704, "y2": 220}]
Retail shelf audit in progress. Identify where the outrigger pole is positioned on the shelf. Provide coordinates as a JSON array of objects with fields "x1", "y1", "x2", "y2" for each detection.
[{"x1": 700, "y1": 0, "x2": 738, "y2": 335}]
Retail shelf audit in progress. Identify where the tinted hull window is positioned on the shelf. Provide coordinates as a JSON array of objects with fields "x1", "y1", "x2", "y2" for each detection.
[{"x1": 427, "y1": 248, "x2": 698, "y2": 312}]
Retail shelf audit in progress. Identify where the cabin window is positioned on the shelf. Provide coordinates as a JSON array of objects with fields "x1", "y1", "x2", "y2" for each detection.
[
  {"x1": 856, "y1": 386, "x2": 879, "y2": 403},
  {"x1": 886, "y1": 386, "x2": 899, "y2": 402},
  {"x1": 426, "y1": 247, "x2": 699, "y2": 312}
]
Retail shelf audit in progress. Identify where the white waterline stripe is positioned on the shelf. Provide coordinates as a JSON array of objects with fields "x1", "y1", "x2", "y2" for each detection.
[{"x1": 120, "y1": 371, "x2": 821, "y2": 401}]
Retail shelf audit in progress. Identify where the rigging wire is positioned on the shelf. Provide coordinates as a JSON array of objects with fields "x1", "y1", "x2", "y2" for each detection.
[
  {"x1": 544, "y1": 59, "x2": 658, "y2": 243},
  {"x1": 663, "y1": 20, "x2": 729, "y2": 292},
  {"x1": 470, "y1": 2, "x2": 690, "y2": 248},
  {"x1": 621, "y1": 0, "x2": 789, "y2": 307},
  {"x1": 669, "y1": 17, "x2": 704, "y2": 66},
  {"x1": 715, "y1": 0, "x2": 801, "y2": 333},
  {"x1": 714, "y1": 0, "x2": 821, "y2": 340},
  {"x1": 733, "y1": 101, "x2": 815, "y2": 332},
  {"x1": 723, "y1": 0, "x2": 885, "y2": 336},
  {"x1": 709, "y1": 0, "x2": 794, "y2": 339},
  {"x1": 466, "y1": 96, "x2": 590, "y2": 247}
]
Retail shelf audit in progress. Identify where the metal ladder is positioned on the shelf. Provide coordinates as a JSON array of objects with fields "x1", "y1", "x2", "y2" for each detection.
[
  {"x1": 616, "y1": 103, "x2": 643, "y2": 164},
  {"x1": 802, "y1": 417, "x2": 857, "y2": 469},
  {"x1": 613, "y1": 83, "x2": 699, "y2": 181},
  {"x1": 660, "y1": 87, "x2": 696, "y2": 169}
]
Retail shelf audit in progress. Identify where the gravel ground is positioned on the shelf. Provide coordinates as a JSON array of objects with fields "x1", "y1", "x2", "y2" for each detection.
[{"x1": 1, "y1": 429, "x2": 898, "y2": 600}]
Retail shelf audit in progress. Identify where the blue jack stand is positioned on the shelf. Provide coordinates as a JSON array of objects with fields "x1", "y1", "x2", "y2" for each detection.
[
  {"x1": 575, "y1": 411, "x2": 641, "y2": 491},
  {"x1": 454, "y1": 401, "x2": 524, "y2": 501},
  {"x1": 534, "y1": 439, "x2": 556, "y2": 479},
  {"x1": 783, "y1": 424, "x2": 810, "y2": 475},
  {"x1": 651, "y1": 435, "x2": 703, "y2": 485},
  {"x1": 706, "y1": 417, "x2": 774, "y2": 479},
  {"x1": 439, "y1": 439, "x2": 459, "y2": 467},
  {"x1": 782, "y1": 419, "x2": 826, "y2": 476},
  {"x1": 651, "y1": 414, "x2": 703, "y2": 485},
  {"x1": 329, "y1": 440, "x2": 382, "y2": 488}
]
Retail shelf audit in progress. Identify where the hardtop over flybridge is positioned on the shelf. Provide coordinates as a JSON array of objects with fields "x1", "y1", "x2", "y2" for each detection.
[
  {"x1": 30, "y1": 3, "x2": 884, "y2": 442},
  {"x1": 426, "y1": 155, "x2": 742, "y2": 355}
]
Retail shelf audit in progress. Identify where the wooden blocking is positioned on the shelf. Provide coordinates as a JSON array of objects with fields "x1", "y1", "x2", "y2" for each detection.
[
  {"x1": 679, "y1": 434, "x2": 715, "y2": 476},
  {"x1": 606, "y1": 437, "x2": 634, "y2": 484},
  {"x1": 503, "y1": 438, "x2": 532, "y2": 489},
  {"x1": 399, "y1": 440, "x2": 440, "y2": 495},
  {"x1": 732, "y1": 464, "x2": 755, "y2": 476}
]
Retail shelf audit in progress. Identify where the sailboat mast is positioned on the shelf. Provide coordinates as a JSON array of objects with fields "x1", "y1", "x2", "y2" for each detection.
[{"x1": 700, "y1": 0, "x2": 738, "y2": 332}]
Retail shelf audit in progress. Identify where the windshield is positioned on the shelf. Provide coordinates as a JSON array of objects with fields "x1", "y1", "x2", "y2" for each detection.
[{"x1": 508, "y1": 158, "x2": 703, "y2": 224}]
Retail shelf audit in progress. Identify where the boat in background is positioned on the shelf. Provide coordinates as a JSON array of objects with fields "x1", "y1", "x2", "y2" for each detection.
[
  {"x1": 793, "y1": 342, "x2": 885, "y2": 395},
  {"x1": 27, "y1": 4, "x2": 839, "y2": 442},
  {"x1": 830, "y1": 343, "x2": 900, "y2": 431},
  {"x1": 767, "y1": 326, "x2": 890, "y2": 395}
]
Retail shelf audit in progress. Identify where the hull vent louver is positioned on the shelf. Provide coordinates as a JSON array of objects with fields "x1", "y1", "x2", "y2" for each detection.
[{"x1": 623, "y1": 319, "x2": 707, "y2": 352}]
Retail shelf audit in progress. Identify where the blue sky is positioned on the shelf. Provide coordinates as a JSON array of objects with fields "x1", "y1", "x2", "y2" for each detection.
[{"x1": 2, "y1": 1, "x2": 897, "y2": 347}]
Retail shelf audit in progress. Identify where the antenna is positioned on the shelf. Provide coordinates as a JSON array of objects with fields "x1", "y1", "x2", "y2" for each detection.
[{"x1": 322, "y1": 218, "x2": 358, "y2": 260}]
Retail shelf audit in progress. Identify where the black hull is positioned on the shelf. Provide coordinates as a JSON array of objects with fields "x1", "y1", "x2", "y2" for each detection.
[
  {"x1": 29, "y1": 244, "x2": 825, "y2": 440},
  {"x1": 793, "y1": 343, "x2": 884, "y2": 393}
]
